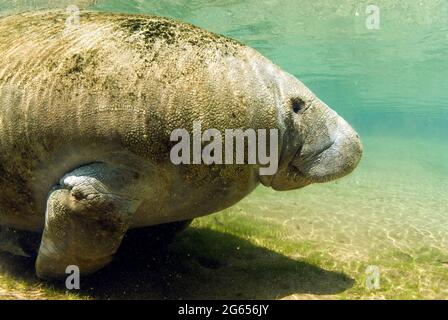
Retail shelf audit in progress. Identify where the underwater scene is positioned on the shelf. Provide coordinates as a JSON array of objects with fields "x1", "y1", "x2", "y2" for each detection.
[{"x1": 0, "y1": 0, "x2": 447, "y2": 300}]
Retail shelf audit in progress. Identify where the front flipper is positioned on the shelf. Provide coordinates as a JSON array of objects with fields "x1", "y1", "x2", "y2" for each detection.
[{"x1": 36, "y1": 163, "x2": 143, "y2": 280}]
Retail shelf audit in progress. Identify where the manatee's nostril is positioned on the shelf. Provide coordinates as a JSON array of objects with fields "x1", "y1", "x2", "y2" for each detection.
[{"x1": 291, "y1": 98, "x2": 305, "y2": 113}]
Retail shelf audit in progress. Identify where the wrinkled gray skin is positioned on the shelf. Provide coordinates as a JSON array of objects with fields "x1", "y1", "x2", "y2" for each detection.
[{"x1": 0, "y1": 11, "x2": 362, "y2": 279}]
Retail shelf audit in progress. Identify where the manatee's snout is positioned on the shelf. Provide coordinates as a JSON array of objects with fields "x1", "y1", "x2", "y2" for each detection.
[
  {"x1": 267, "y1": 95, "x2": 362, "y2": 191},
  {"x1": 291, "y1": 105, "x2": 363, "y2": 183}
]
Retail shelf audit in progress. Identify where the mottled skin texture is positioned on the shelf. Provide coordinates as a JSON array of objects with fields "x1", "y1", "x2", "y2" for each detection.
[{"x1": 0, "y1": 10, "x2": 362, "y2": 279}]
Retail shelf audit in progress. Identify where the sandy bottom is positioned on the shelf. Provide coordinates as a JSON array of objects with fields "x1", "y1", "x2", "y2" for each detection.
[{"x1": 229, "y1": 136, "x2": 448, "y2": 298}]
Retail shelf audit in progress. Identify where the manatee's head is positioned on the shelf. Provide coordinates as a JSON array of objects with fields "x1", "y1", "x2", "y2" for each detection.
[{"x1": 257, "y1": 60, "x2": 363, "y2": 190}]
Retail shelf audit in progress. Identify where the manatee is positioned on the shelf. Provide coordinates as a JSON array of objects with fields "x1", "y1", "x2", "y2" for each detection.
[{"x1": 0, "y1": 10, "x2": 362, "y2": 279}]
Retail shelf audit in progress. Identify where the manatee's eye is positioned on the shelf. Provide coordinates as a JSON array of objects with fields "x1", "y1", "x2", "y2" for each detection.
[{"x1": 291, "y1": 98, "x2": 305, "y2": 114}]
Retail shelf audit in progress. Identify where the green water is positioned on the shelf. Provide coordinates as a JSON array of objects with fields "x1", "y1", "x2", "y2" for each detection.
[{"x1": 1, "y1": 0, "x2": 447, "y2": 298}]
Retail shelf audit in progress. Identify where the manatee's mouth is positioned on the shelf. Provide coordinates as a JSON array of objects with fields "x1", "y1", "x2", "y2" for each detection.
[
  {"x1": 263, "y1": 124, "x2": 362, "y2": 191},
  {"x1": 259, "y1": 145, "x2": 310, "y2": 190},
  {"x1": 285, "y1": 164, "x2": 310, "y2": 183},
  {"x1": 279, "y1": 142, "x2": 334, "y2": 187},
  {"x1": 289, "y1": 139, "x2": 336, "y2": 183},
  {"x1": 263, "y1": 163, "x2": 311, "y2": 191}
]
